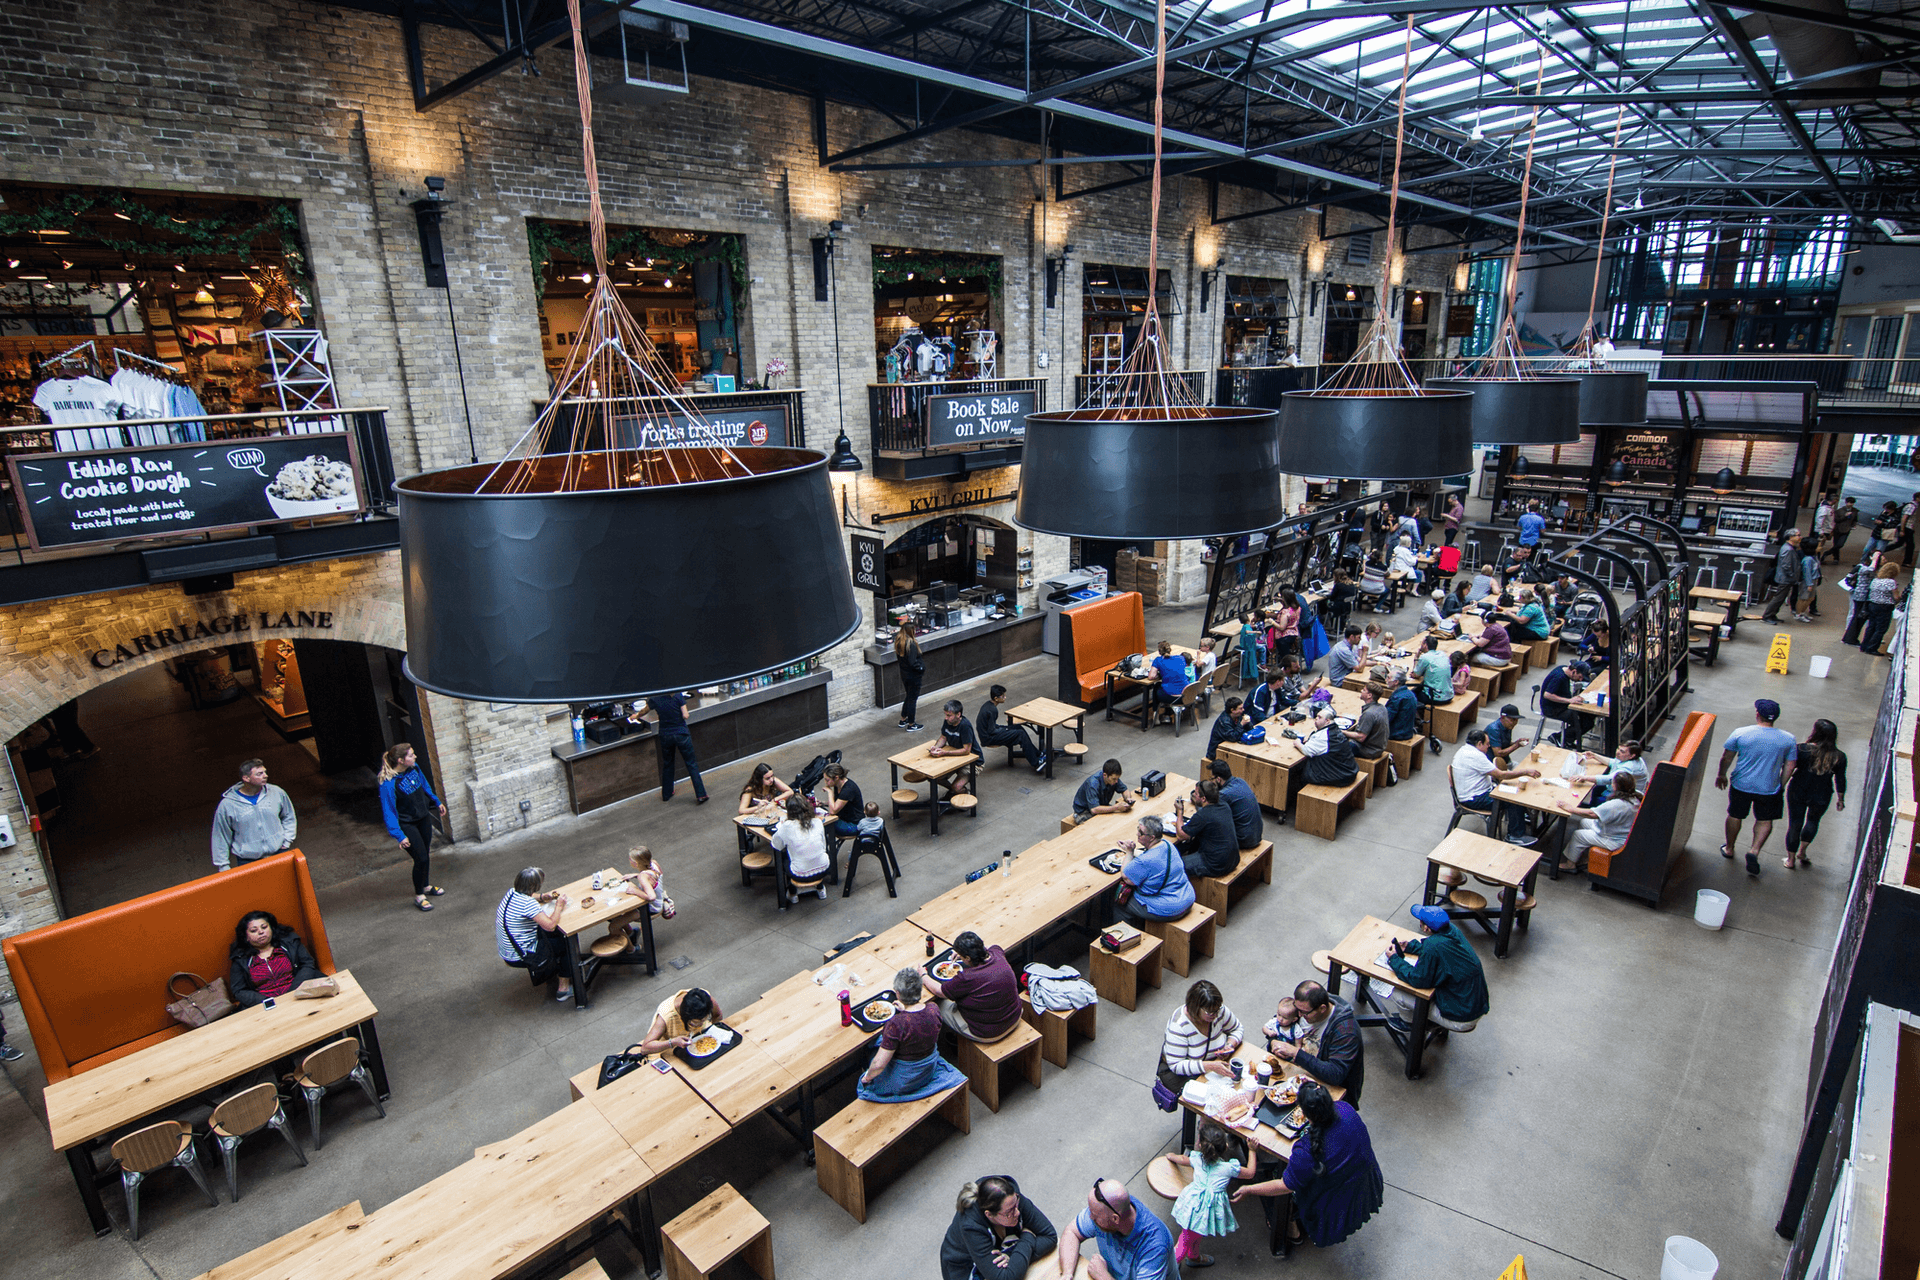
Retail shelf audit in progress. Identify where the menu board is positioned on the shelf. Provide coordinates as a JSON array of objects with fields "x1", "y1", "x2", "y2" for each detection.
[
  {"x1": 9, "y1": 433, "x2": 364, "y2": 551},
  {"x1": 1695, "y1": 436, "x2": 1798, "y2": 479},
  {"x1": 1611, "y1": 428, "x2": 1685, "y2": 472}
]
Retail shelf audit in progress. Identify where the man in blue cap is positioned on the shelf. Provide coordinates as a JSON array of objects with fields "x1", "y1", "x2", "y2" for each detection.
[
  {"x1": 1379, "y1": 905, "x2": 1490, "y2": 1033},
  {"x1": 1716, "y1": 697, "x2": 1798, "y2": 877}
]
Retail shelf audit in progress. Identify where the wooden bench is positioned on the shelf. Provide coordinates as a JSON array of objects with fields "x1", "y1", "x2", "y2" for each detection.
[
  {"x1": 1356, "y1": 753, "x2": 1391, "y2": 799},
  {"x1": 661, "y1": 1183, "x2": 773, "y2": 1280},
  {"x1": 1019, "y1": 991, "x2": 1095, "y2": 1069},
  {"x1": 1193, "y1": 841, "x2": 1273, "y2": 926},
  {"x1": 1087, "y1": 935, "x2": 1162, "y2": 1011},
  {"x1": 813, "y1": 1083, "x2": 970, "y2": 1222},
  {"x1": 1525, "y1": 636, "x2": 1559, "y2": 669},
  {"x1": 952, "y1": 1020, "x2": 1044, "y2": 1112},
  {"x1": 1386, "y1": 736, "x2": 1426, "y2": 776},
  {"x1": 1427, "y1": 690, "x2": 1481, "y2": 743},
  {"x1": 1296, "y1": 777, "x2": 1366, "y2": 840},
  {"x1": 1139, "y1": 903, "x2": 1217, "y2": 977},
  {"x1": 1466, "y1": 662, "x2": 1518, "y2": 700}
]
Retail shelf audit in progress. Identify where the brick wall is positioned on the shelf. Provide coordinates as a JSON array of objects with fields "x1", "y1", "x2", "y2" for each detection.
[{"x1": 0, "y1": 0, "x2": 1464, "y2": 968}]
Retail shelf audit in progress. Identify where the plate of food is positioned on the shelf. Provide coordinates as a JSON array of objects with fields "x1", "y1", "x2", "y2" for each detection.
[
  {"x1": 1220, "y1": 1098, "x2": 1255, "y2": 1126},
  {"x1": 929, "y1": 960, "x2": 963, "y2": 981},
  {"x1": 1088, "y1": 850, "x2": 1124, "y2": 874},
  {"x1": 674, "y1": 1022, "x2": 740, "y2": 1068},
  {"x1": 1333, "y1": 716, "x2": 1357, "y2": 731},
  {"x1": 689, "y1": 1032, "x2": 721, "y2": 1056},
  {"x1": 1268, "y1": 1076, "x2": 1301, "y2": 1106},
  {"x1": 863, "y1": 999, "x2": 896, "y2": 1023}
]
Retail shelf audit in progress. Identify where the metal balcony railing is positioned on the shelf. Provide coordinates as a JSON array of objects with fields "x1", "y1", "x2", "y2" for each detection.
[{"x1": 868, "y1": 378, "x2": 1045, "y2": 454}]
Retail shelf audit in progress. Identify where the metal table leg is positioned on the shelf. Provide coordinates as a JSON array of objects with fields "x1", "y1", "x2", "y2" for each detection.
[
  {"x1": 1405, "y1": 997, "x2": 1432, "y2": 1078},
  {"x1": 1493, "y1": 885, "x2": 1517, "y2": 959},
  {"x1": 567, "y1": 934, "x2": 590, "y2": 1009},
  {"x1": 66, "y1": 1146, "x2": 110, "y2": 1237},
  {"x1": 360, "y1": 1017, "x2": 393, "y2": 1098}
]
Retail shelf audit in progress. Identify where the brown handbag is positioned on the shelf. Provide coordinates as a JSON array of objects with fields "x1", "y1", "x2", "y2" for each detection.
[{"x1": 166, "y1": 972, "x2": 236, "y2": 1028}]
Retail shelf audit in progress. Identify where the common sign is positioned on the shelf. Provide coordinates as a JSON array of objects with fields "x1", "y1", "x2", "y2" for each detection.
[
  {"x1": 8, "y1": 433, "x2": 365, "y2": 551},
  {"x1": 924, "y1": 391, "x2": 1034, "y2": 448},
  {"x1": 612, "y1": 405, "x2": 790, "y2": 448}
]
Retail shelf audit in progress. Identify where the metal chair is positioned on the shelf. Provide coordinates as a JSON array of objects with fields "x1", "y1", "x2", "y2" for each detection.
[
  {"x1": 1693, "y1": 564, "x2": 1718, "y2": 591},
  {"x1": 110, "y1": 1120, "x2": 219, "y2": 1239},
  {"x1": 294, "y1": 1038, "x2": 386, "y2": 1150},
  {"x1": 1442, "y1": 765, "x2": 1497, "y2": 840},
  {"x1": 208, "y1": 1082, "x2": 306, "y2": 1202},
  {"x1": 1168, "y1": 680, "x2": 1209, "y2": 736}
]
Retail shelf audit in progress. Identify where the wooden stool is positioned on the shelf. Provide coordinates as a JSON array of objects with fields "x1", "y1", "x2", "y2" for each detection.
[
  {"x1": 1087, "y1": 936, "x2": 1163, "y2": 1011},
  {"x1": 1295, "y1": 778, "x2": 1366, "y2": 840},
  {"x1": 813, "y1": 1085, "x2": 970, "y2": 1222},
  {"x1": 1436, "y1": 864, "x2": 1466, "y2": 886},
  {"x1": 1062, "y1": 742, "x2": 1089, "y2": 765},
  {"x1": 903, "y1": 771, "x2": 928, "y2": 783},
  {"x1": 953, "y1": 1021, "x2": 1044, "y2": 1112},
  {"x1": 891, "y1": 789, "x2": 918, "y2": 805},
  {"x1": 1146, "y1": 1154, "x2": 1195, "y2": 1201},
  {"x1": 661, "y1": 1183, "x2": 774, "y2": 1280},
  {"x1": 589, "y1": 935, "x2": 631, "y2": 959},
  {"x1": 1019, "y1": 991, "x2": 1095, "y2": 1069},
  {"x1": 949, "y1": 793, "x2": 979, "y2": 815},
  {"x1": 1139, "y1": 904, "x2": 1217, "y2": 977},
  {"x1": 1193, "y1": 841, "x2": 1273, "y2": 926},
  {"x1": 1060, "y1": 816, "x2": 1079, "y2": 835},
  {"x1": 1387, "y1": 736, "x2": 1426, "y2": 776},
  {"x1": 1447, "y1": 888, "x2": 1488, "y2": 911},
  {"x1": 1310, "y1": 949, "x2": 1333, "y2": 975},
  {"x1": 1358, "y1": 753, "x2": 1391, "y2": 799}
]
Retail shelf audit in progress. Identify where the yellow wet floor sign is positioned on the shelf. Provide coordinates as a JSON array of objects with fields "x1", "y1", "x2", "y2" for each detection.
[
  {"x1": 1498, "y1": 1257, "x2": 1528, "y2": 1280},
  {"x1": 1766, "y1": 632, "x2": 1791, "y2": 674}
]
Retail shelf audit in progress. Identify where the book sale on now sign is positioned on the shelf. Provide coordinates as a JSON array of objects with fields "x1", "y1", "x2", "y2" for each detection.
[{"x1": 6, "y1": 434, "x2": 363, "y2": 550}]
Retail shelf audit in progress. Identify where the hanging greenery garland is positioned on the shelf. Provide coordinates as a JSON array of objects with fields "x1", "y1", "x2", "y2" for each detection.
[
  {"x1": 872, "y1": 251, "x2": 1003, "y2": 299},
  {"x1": 526, "y1": 220, "x2": 748, "y2": 303},
  {"x1": 0, "y1": 190, "x2": 310, "y2": 280}
]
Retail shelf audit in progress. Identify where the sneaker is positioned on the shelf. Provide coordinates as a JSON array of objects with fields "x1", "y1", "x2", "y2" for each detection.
[
  {"x1": 1385, "y1": 1015, "x2": 1413, "y2": 1035},
  {"x1": 1032, "y1": 752, "x2": 1050, "y2": 774},
  {"x1": 904, "y1": 723, "x2": 923, "y2": 732},
  {"x1": 1507, "y1": 833, "x2": 1537, "y2": 847},
  {"x1": 0, "y1": 1042, "x2": 22, "y2": 1063}
]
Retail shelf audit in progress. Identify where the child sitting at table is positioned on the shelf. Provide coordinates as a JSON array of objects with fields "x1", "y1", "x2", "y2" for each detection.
[
  {"x1": 857, "y1": 801, "x2": 885, "y2": 839},
  {"x1": 1449, "y1": 650, "x2": 1472, "y2": 696},
  {"x1": 1264, "y1": 996, "x2": 1304, "y2": 1052}
]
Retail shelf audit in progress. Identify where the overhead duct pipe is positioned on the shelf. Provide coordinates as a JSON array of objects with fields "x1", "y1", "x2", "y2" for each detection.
[{"x1": 1739, "y1": 0, "x2": 1880, "y2": 93}]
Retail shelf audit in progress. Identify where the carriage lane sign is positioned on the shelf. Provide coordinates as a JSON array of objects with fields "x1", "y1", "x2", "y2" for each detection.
[{"x1": 924, "y1": 390, "x2": 1034, "y2": 448}]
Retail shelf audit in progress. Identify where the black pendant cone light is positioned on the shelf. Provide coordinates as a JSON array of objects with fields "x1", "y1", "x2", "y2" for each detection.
[
  {"x1": 1280, "y1": 22, "x2": 1472, "y2": 480},
  {"x1": 395, "y1": 0, "x2": 858, "y2": 704},
  {"x1": 1425, "y1": 54, "x2": 1580, "y2": 447},
  {"x1": 1014, "y1": 0, "x2": 1284, "y2": 541}
]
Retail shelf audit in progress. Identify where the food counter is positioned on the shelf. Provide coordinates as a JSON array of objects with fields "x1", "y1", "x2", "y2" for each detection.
[
  {"x1": 550, "y1": 670, "x2": 832, "y2": 814},
  {"x1": 864, "y1": 612, "x2": 1044, "y2": 708}
]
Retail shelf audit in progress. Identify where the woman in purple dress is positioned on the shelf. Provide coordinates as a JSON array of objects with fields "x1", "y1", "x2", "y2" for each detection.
[{"x1": 1232, "y1": 1081, "x2": 1383, "y2": 1247}]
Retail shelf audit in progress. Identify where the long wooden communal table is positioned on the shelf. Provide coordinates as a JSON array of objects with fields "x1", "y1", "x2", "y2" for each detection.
[
  {"x1": 546, "y1": 867, "x2": 658, "y2": 1009},
  {"x1": 1213, "y1": 690, "x2": 1365, "y2": 815},
  {"x1": 249, "y1": 1098, "x2": 652, "y2": 1280},
  {"x1": 888, "y1": 739, "x2": 980, "y2": 836},
  {"x1": 909, "y1": 778, "x2": 1191, "y2": 962},
  {"x1": 45, "y1": 968, "x2": 389, "y2": 1234},
  {"x1": 1322, "y1": 916, "x2": 1439, "y2": 1081}
]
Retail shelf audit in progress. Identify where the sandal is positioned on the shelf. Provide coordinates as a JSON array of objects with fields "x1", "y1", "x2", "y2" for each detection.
[
  {"x1": 414, "y1": 896, "x2": 434, "y2": 911},
  {"x1": 1782, "y1": 856, "x2": 1795, "y2": 869},
  {"x1": 424, "y1": 885, "x2": 446, "y2": 896},
  {"x1": 1720, "y1": 843, "x2": 1734, "y2": 859}
]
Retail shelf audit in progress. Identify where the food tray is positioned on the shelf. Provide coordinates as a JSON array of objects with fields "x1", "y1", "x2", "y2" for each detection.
[
  {"x1": 924, "y1": 949, "x2": 963, "y2": 981},
  {"x1": 673, "y1": 1022, "x2": 743, "y2": 1070},
  {"x1": 1256, "y1": 1097, "x2": 1305, "y2": 1136},
  {"x1": 850, "y1": 990, "x2": 900, "y2": 1033},
  {"x1": 1087, "y1": 849, "x2": 1124, "y2": 874}
]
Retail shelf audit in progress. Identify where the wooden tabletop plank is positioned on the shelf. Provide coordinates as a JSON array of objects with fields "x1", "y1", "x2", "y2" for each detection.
[
  {"x1": 1690, "y1": 585, "x2": 1743, "y2": 602},
  {"x1": 1488, "y1": 743, "x2": 1603, "y2": 816},
  {"x1": 1427, "y1": 828, "x2": 1539, "y2": 887},
  {"x1": 1326, "y1": 916, "x2": 1434, "y2": 999},
  {"x1": 191, "y1": 1202, "x2": 364, "y2": 1280},
  {"x1": 663, "y1": 1035, "x2": 800, "y2": 1126},
  {"x1": 1003, "y1": 697, "x2": 1088, "y2": 730},
  {"x1": 45, "y1": 968, "x2": 380, "y2": 1151},
  {"x1": 887, "y1": 740, "x2": 978, "y2": 779},
  {"x1": 548, "y1": 867, "x2": 655, "y2": 938},
  {"x1": 567, "y1": 1056, "x2": 730, "y2": 1177}
]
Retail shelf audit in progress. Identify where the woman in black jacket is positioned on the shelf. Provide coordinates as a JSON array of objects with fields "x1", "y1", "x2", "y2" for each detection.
[
  {"x1": 228, "y1": 910, "x2": 322, "y2": 1007},
  {"x1": 895, "y1": 621, "x2": 926, "y2": 732},
  {"x1": 940, "y1": 1175, "x2": 1057, "y2": 1280}
]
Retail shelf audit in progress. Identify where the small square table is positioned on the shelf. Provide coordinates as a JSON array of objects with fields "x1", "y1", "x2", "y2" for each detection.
[
  {"x1": 887, "y1": 739, "x2": 980, "y2": 835},
  {"x1": 1003, "y1": 696, "x2": 1088, "y2": 779},
  {"x1": 1324, "y1": 916, "x2": 1437, "y2": 1080},
  {"x1": 549, "y1": 866, "x2": 658, "y2": 1008},
  {"x1": 1422, "y1": 828, "x2": 1539, "y2": 957}
]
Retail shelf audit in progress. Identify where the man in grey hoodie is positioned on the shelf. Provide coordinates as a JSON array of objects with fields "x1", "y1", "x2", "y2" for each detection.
[{"x1": 211, "y1": 758, "x2": 298, "y2": 871}]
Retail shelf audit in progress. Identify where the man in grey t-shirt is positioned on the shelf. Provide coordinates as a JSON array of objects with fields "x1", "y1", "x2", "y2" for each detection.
[{"x1": 1344, "y1": 681, "x2": 1391, "y2": 759}]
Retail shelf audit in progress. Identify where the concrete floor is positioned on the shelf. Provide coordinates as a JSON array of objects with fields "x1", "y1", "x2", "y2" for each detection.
[{"x1": 0, "y1": 578, "x2": 1886, "y2": 1280}]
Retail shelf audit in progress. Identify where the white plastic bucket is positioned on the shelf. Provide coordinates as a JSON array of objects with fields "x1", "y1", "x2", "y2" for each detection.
[
  {"x1": 1809, "y1": 655, "x2": 1832, "y2": 678},
  {"x1": 1694, "y1": 890, "x2": 1730, "y2": 930},
  {"x1": 1661, "y1": 1235, "x2": 1719, "y2": 1280}
]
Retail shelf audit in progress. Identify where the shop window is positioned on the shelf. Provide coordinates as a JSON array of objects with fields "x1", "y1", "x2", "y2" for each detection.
[
  {"x1": 872, "y1": 246, "x2": 1002, "y2": 382},
  {"x1": 1, "y1": 182, "x2": 320, "y2": 434},
  {"x1": 528, "y1": 219, "x2": 746, "y2": 389},
  {"x1": 878, "y1": 514, "x2": 1021, "y2": 628},
  {"x1": 1400, "y1": 290, "x2": 1437, "y2": 360},
  {"x1": 1320, "y1": 283, "x2": 1375, "y2": 365},
  {"x1": 1461, "y1": 258, "x2": 1503, "y2": 359},
  {"x1": 1222, "y1": 275, "x2": 1291, "y2": 367},
  {"x1": 1081, "y1": 264, "x2": 1172, "y2": 373}
]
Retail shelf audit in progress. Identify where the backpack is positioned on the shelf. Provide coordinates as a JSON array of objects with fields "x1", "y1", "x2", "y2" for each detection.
[{"x1": 790, "y1": 749, "x2": 842, "y2": 795}]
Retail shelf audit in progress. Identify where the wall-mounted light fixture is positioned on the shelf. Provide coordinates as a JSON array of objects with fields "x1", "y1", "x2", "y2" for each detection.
[
  {"x1": 1046, "y1": 242, "x2": 1074, "y2": 310},
  {"x1": 1199, "y1": 268, "x2": 1219, "y2": 314}
]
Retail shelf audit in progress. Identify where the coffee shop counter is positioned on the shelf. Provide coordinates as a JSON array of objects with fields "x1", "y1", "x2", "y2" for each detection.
[
  {"x1": 550, "y1": 670, "x2": 833, "y2": 814},
  {"x1": 864, "y1": 612, "x2": 1044, "y2": 709}
]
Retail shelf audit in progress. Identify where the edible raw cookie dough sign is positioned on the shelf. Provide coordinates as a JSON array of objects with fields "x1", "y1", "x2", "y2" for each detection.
[{"x1": 8, "y1": 433, "x2": 365, "y2": 550}]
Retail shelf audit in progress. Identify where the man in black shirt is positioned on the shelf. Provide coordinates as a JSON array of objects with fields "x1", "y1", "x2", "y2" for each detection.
[
  {"x1": 929, "y1": 699, "x2": 983, "y2": 794},
  {"x1": 1207, "y1": 696, "x2": 1251, "y2": 761},
  {"x1": 1170, "y1": 779, "x2": 1239, "y2": 878},
  {"x1": 647, "y1": 692, "x2": 708, "y2": 804},
  {"x1": 977, "y1": 684, "x2": 1048, "y2": 774},
  {"x1": 1208, "y1": 758, "x2": 1264, "y2": 849},
  {"x1": 1540, "y1": 660, "x2": 1593, "y2": 747}
]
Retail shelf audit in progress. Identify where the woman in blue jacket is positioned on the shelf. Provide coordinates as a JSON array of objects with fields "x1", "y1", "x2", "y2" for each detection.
[{"x1": 379, "y1": 743, "x2": 448, "y2": 911}]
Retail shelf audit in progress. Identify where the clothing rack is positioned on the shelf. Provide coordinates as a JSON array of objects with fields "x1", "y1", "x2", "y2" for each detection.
[
  {"x1": 112, "y1": 348, "x2": 185, "y2": 382},
  {"x1": 38, "y1": 340, "x2": 101, "y2": 379}
]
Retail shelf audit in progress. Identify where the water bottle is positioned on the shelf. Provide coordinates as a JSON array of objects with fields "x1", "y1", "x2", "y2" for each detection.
[
  {"x1": 1001, "y1": 848, "x2": 1013, "y2": 878},
  {"x1": 570, "y1": 711, "x2": 585, "y2": 744}
]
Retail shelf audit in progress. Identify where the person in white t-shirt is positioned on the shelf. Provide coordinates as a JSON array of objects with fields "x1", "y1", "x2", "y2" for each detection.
[{"x1": 1451, "y1": 729, "x2": 1540, "y2": 844}]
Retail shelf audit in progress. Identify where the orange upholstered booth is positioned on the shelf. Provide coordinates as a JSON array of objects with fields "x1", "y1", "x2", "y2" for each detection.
[
  {"x1": 2, "y1": 851, "x2": 334, "y2": 1084},
  {"x1": 1586, "y1": 710, "x2": 1717, "y2": 906},
  {"x1": 1056, "y1": 591, "x2": 1148, "y2": 706}
]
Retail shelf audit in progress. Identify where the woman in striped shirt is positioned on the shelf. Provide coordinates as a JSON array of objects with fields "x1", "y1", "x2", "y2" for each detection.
[{"x1": 1156, "y1": 979, "x2": 1245, "y2": 1095}]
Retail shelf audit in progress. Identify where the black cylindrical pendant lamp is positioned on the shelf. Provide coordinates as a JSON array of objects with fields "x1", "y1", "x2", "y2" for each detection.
[
  {"x1": 1571, "y1": 370, "x2": 1649, "y2": 425},
  {"x1": 1014, "y1": 406, "x2": 1285, "y2": 539},
  {"x1": 396, "y1": 448, "x2": 861, "y2": 703},
  {"x1": 1276, "y1": 389, "x2": 1475, "y2": 480},
  {"x1": 1424, "y1": 377, "x2": 1582, "y2": 445}
]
